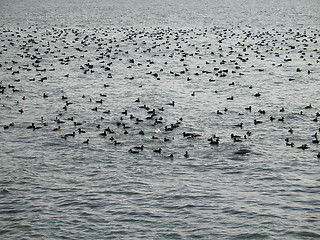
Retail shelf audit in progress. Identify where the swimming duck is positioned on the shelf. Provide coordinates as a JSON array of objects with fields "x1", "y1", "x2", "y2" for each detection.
[
  {"x1": 258, "y1": 109, "x2": 266, "y2": 114},
  {"x1": 78, "y1": 128, "x2": 86, "y2": 134},
  {"x1": 133, "y1": 145, "x2": 144, "y2": 151},
  {"x1": 66, "y1": 132, "x2": 75, "y2": 137},
  {"x1": 209, "y1": 138, "x2": 219, "y2": 145},
  {"x1": 128, "y1": 148, "x2": 139, "y2": 154},
  {"x1": 27, "y1": 123, "x2": 35, "y2": 129},
  {"x1": 286, "y1": 142, "x2": 294, "y2": 147},
  {"x1": 52, "y1": 126, "x2": 61, "y2": 131},
  {"x1": 106, "y1": 127, "x2": 114, "y2": 133},
  {"x1": 217, "y1": 110, "x2": 223, "y2": 115},
  {"x1": 166, "y1": 101, "x2": 175, "y2": 107},
  {"x1": 184, "y1": 151, "x2": 190, "y2": 158},
  {"x1": 245, "y1": 106, "x2": 252, "y2": 112},
  {"x1": 154, "y1": 148, "x2": 162, "y2": 153},
  {"x1": 114, "y1": 140, "x2": 122, "y2": 145},
  {"x1": 297, "y1": 144, "x2": 309, "y2": 150},
  {"x1": 139, "y1": 130, "x2": 145, "y2": 135},
  {"x1": 227, "y1": 96, "x2": 234, "y2": 100},
  {"x1": 99, "y1": 130, "x2": 107, "y2": 136},
  {"x1": 254, "y1": 119, "x2": 263, "y2": 125},
  {"x1": 83, "y1": 139, "x2": 89, "y2": 144}
]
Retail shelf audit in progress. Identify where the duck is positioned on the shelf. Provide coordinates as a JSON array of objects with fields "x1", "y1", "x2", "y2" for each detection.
[
  {"x1": 209, "y1": 138, "x2": 219, "y2": 145},
  {"x1": 99, "y1": 130, "x2": 107, "y2": 137},
  {"x1": 26, "y1": 123, "x2": 35, "y2": 129},
  {"x1": 184, "y1": 151, "x2": 190, "y2": 158},
  {"x1": 153, "y1": 148, "x2": 162, "y2": 153},
  {"x1": 286, "y1": 142, "x2": 295, "y2": 147},
  {"x1": 114, "y1": 140, "x2": 122, "y2": 145},
  {"x1": 166, "y1": 101, "x2": 175, "y2": 107},
  {"x1": 217, "y1": 110, "x2": 223, "y2": 115},
  {"x1": 133, "y1": 145, "x2": 144, "y2": 151},
  {"x1": 297, "y1": 144, "x2": 309, "y2": 150},
  {"x1": 78, "y1": 128, "x2": 86, "y2": 134},
  {"x1": 183, "y1": 132, "x2": 193, "y2": 137},
  {"x1": 128, "y1": 148, "x2": 139, "y2": 154},
  {"x1": 258, "y1": 109, "x2": 266, "y2": 114},
  {"x1": 165, "y1": 125, "x2": 173, "y2": 131},
  {"x1": 66, "y1": 132, "x2": 75, "y2": 137},
  {"x1": 106, "y1": 127, "x2": 114, "y2": 133},
  {"x1": 83, "y1": 139, "x2": 89, "y2": 144},
  {"x1": 254, "y1": 119, "x2": 263, "y2": 125},
  {"x1": 52, "y1": 126, "x2": 61, "y2": 131},
  {"x1": 245, "y1": 106, "x2": 252, "y2": 112},
  {"x1": 227, "y1": 96, "x2": 234, "y2": 100},
  {"x1": 305, "y1": 104, "x2": 312, "y2": 109}
]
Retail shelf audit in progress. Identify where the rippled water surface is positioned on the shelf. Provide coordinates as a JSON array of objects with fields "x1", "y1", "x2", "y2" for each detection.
[{"x1": 1, "y1": 0, "x2": 320, "y2": 239}]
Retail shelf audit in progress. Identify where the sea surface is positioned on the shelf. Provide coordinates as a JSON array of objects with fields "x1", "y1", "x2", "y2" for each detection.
[{"x1": 0, "y1": 0, "x2": 320, "y2": 239}]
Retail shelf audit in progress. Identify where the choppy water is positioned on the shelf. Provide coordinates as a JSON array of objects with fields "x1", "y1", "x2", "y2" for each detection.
[{"x1": 1, "y1": 0, "x2": 320, "y2": 239}]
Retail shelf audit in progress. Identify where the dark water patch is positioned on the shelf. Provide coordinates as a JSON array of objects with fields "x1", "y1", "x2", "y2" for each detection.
[
  {"x1": 286, "y1": 230, "x2": 320, "y2": 239},
  {"x1": 232, "y1": 232, "x2": 270, "y2": 239}
]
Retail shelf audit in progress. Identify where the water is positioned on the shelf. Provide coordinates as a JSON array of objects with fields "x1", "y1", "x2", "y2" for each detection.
[{"x1": 0, "y1": 0, "x2": 320, "y2": 239}]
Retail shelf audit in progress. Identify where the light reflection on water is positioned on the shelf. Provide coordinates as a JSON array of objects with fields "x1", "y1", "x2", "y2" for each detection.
[{"x1": 0, "y1": 0, "x2": 320, "y2": 239}]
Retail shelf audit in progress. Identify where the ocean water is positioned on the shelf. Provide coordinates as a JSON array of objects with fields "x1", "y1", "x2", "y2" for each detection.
[{"x1": 0, "y1": 0, "x2": 320, "y2": 239}]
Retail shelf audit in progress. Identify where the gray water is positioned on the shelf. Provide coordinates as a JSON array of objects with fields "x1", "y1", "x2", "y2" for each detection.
[{"x1": 0, "y1": 0, "x2": 320, "y2": 239}]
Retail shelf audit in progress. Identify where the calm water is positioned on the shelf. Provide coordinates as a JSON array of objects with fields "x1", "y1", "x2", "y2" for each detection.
[{"x1": 1, "y1": 0, "x2": 320, "y2": 239}]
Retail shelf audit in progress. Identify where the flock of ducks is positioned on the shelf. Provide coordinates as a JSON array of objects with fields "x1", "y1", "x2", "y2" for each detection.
[{"x1": 0, "y1": 25, "x2": 319, "y2": 159}]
